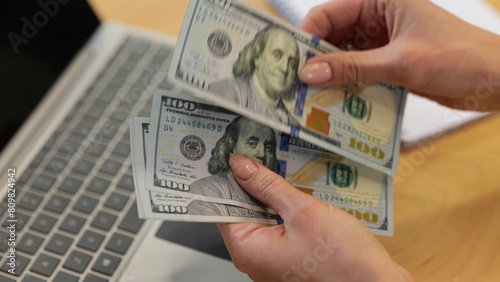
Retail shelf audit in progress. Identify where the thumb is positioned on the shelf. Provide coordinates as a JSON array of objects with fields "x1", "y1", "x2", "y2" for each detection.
[
  {"x1": 229, "y1": 154, "x2": 316, "y2": 220},
  {"x1": 299, "y1": 47, "x2": 397, "y2": 86}
]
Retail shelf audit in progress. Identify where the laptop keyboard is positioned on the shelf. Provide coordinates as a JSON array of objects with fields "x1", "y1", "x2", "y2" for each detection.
[{"x1": 0, "y1": 36, "x2": 173, "y2": 282}]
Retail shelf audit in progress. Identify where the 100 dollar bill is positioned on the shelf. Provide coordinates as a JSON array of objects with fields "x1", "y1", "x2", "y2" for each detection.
[
  {"x1": 131, "y1": 117, "x2": 279, "y2": 224},
  {"x1": 168, "y1": 0, "x2": 407, "y2": 175},
  {"x1": 145, "y1": 90, "x2": 393, "y2": 235}
]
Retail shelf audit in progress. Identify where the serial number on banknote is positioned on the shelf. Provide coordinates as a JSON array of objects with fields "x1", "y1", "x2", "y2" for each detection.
[{"x1": 164, "y1": 115, "x2": 223, "y2": 132}]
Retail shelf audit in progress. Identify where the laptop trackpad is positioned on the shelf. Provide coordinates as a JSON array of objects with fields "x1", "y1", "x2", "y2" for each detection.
[{"x1": 155, "y1": 221, "x2": 231, "y2": 261}]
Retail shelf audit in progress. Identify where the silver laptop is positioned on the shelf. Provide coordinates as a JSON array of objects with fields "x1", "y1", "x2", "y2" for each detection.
[{"x1": 0, "y1": 1, "x2": 249, "y2": 281}]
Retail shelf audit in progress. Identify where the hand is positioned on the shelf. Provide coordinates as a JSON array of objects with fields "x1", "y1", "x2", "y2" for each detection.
[
  {"x1": 298, "y1": 0, "x2": 500, "y2": 111},
  {"x1": 217, "y1": 154, "x2": 412, "y2": 282}
]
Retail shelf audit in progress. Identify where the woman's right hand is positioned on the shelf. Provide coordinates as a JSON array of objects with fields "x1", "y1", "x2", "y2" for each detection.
[{"x1": 298, "y1": 0, "x2": 500, "y2": 111}]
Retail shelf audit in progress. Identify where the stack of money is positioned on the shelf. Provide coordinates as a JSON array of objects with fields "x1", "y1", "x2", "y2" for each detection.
[{"x1": 130, "y1": 0, "x2": 407, "y2": 236}]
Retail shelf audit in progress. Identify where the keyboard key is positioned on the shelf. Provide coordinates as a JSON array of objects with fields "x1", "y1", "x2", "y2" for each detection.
[
  {"x1": 133, "y1": 41, "x2": 149, "y2": 55},
  {"x1": 30, "y1": 153, "x2": 45, "y2": 168},
  {"x1": 72, "y1": 159, "x2": 95, "y2": 175},
  {"x1": 116, "y1": 67, "x2": 132, "y2": 79},
  {"x1": 59, "y1": 176, "x2": 83, "y2": 194},
  {"x1": 112, "y1": 142, "x2": 130, "y2": 157},
  {"x1": 59, "y1": 140, "x2": 80, "y2": 154},
  {"x1": 138, "y1": 70, "x2": 153, "y2": 85},
  {"x1": 158, "y1": 45, "x2": 172, "y2": 56},
  {"x1": 92, "y1": 253, "x2": 121, "y2": 276},
  {"x1": 91, "y1": 211, "x2": 117, "y2": 231},
  {"x1": 106, "y1": 233, "x2": 133, "y2": 254},
  {"x1": 100, "y1": 121, "x2": 118, "y2": 139},
  {"x1": 30, "y1": 213, "x2": 57, "y2": 234},
  {"x1": 98, "y1": 89, "x2": 115, "y2": 103},
  {"x1": 73, "y1": 194, "x2": 98, "y2": 214},
  {"x1": 85, "y1": 142, "x2": 106, "y2": 156},
  {"x1": 0, "y1": 231, "x2": 9, "y2": 252},
  {"x1": 83, "y1": 273, "x2": 109, "y2": 282},
  {"x1": 64, "y1": 250, "x2": 92, "y2": 273},
  {"x1": 128, "y1": 48, "x2": 144, "y2": 61},
  {"x1": 153, "y1": 53, "x2": 168, "y2": 63},
  {"x1": 72, "y1": 123, "x2": 92, "y2": 137},
  {"x1": 0, "y1": 253, "x2": 30, "y2": 276},
  {"x1": 53, "y1": 271, "x2": 79, "y2": 282},
  {"x1": 78, "y1": 230, "x2": 105, "y2": 252},
  {"x1": 59, "y1": 213, "x2": 86, "y2": 234},
  {"x1": 100, "y1": 159, "x2": 121, "y2": 175},
  {"x1": 0, "y1": 274, "x2": 17, "y2": 282},
  {"x1": 55, "y1": 121, "x2": 68, "y2": 136},
  {"x1": 110, "y1": 76, "x2": 126, "y2": 88},
  {"x1": 32, "y1": 174, "x2": 56, "y2": 192},
  {"x1": 87, "y1": 177, "x2": 110, "y2": 194},
  {"x1": 44, "y1": 194, "x2": 70, "y2": 214},
  {"x1": 18, "y1": 233, "x2": 44, "y2": 255},
  {"x1": 126, "y1": 87, "x2": 143, "y2": 103},
  {"x1": 18, "y1": 192, "x2": 44, "y2": 211},
  {"x1": 85, "y1": 106, "x2": 104, "y2": 120},
  {"x1": 3, "y1": 212, "x2": 30, "y2": 231},
  {"x1": 45, "y1": 157, "x2": 68, "y2": 173},
  {"x1": 123, "y1": 86, "x2": 144, "y2": 104},
  {"x1": 0, "y1": 204, "x2": 6, "y2": 217},
  {"x1": 104, "y1": 192, "x2": 129, "y2": 211},
  {"x1": 42, "y1": 135, "x2": 60, "y2": 151},
  {"x1": 110, "y1": 108, "x2": 129, "y2": 122},
  {"x1": 30, "y1": 253, "x2": 60, "y2": 277},
  {"x1": 66, "y1": 106, "x2": 79, "y2": 120},
  {"x1": 17, "y1": 170, "x2": 33, "y2": 184},
  {"x1": 118, "y1": 203, "x2": 144, "y2": 233},
  {"x1": 92, "y1": 99, "x2": 108, "y2": 109},
  {"x1": 117, "y1": 174, "x2": 134, "y2": 191},
  {"x1": 45, "y1": 233, "x2": 73, "y2": 255},
  {"x1": 123, "y1": 128, "x2": 130, "y2": 138},
  {"x1": 22, "y1": 274, "x2": 47, "y2": 282},
  {"x1": 82, "y1": 115, "x2": 98, "y2": 127}
]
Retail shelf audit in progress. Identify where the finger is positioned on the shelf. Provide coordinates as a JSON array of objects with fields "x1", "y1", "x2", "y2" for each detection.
[
  {"x1": 299, "y1": 46, "x2": 399, "y2": 86},
  {"x1": 300, "y1": 0, "x2": 373, "y2": 45},
  {"x1": 229, "y1": 154, "x2": 316, "y2": 220}
]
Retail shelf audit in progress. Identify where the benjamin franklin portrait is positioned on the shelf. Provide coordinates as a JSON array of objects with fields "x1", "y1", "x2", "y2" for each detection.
[
  {"x1": 187, "y1": 116, "x2": 280, "y2": 217},
  {"x1": 209, "y1": 25, "x2": 300, "y2": 125}
]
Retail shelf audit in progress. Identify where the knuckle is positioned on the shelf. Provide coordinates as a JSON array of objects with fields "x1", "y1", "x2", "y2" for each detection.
[
  {"x1": 302, "y1": 7, "x2": 331, "y2": 38},
  {"x1": 339, "y1": 55, "x2": 362, "y2": 83},
  {"x1": 252, "y1": 171, "x2": 286, "y2": 202}
]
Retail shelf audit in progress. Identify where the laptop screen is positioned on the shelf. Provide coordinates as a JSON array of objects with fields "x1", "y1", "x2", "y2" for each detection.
[{"x1": 0, "y1": 0, "x2": 99, "y2": 152}]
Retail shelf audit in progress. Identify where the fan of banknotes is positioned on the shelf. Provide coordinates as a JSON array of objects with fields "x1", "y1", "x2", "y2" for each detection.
[{"x1": 130, "y1": 0, "x2": 407, "y2": 236}]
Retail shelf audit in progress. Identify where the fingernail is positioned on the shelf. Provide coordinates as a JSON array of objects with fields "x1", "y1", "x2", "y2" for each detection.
[
  {"x1": 229, "y1": 154, "x2": 258, "y2": 180},
  {"x1": 300, "y1": 62, "x2": 332, "y2": 84}
]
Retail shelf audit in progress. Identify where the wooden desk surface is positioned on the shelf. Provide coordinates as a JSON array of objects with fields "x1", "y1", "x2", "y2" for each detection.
[{"x1": 88, "y1": 1, "x2": 500, "y2": 281}]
